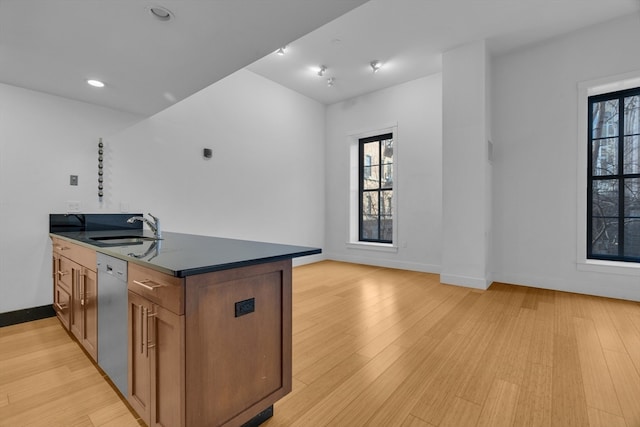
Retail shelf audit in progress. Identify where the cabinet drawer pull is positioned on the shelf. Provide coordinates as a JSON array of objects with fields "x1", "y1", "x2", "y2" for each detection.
[
  {"x1": 54, "y1": 302, "x2": 67, "y2": 311},
  {"x1": 57, "y1": 270, "x2": 69, "y2": 277},
  {"x1": 146, "y1": 310, "x2": 157, "y2": 355},
  {"x1": 140, "y1": 305, "x2": 145, "y2": 354},
  {"x1": 54, "y1": 245, "x2": 70, "y2": 251},
  {"x1": 133, "y1": 279, "x2": 163, "y2": 291},
  {"x1": 80, "y1": 275, "x2": 86, "y2": 306}
]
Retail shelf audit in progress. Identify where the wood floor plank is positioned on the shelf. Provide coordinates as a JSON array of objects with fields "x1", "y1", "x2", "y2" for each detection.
[
  {"x1": 1, "y1": 380, "x2": 125, "y2": 427},
  {"x1": 266, "y1": 353, "x2": 369, "y2": 427},
  {"x1": 294, "y1": 334, "x2": 362, "y2": 385},
  {"x1": 476, "y1": 379, "x2": 520, "y2": 427},
  {"x1": 401, "y1": 414, "x2": 436, "y2": 427},
  {"x1": 0, "y1": 319, "x2": 138, "y2": 427},
  {"x1": 0, "y1": 341, "x2": 89, "y2": 385},
  {"x1": 286, "y1": 343, "x2": 406, "y2": 427},
  {"x1": 332, "y1": 331, "x2": 465, "y2": 427},
  {"x1": 512, "y1": 362, "x2": 552, "y2": 427},
  {"x1": 354, "y1": 296, "x2": 442, "y2": 358},
  {"x1": 375, "y1": 325, "x2": 476, "y2": 426},
  {"x1": 292, "y1": 330, "x2": 356, "y2": 377},
  {"x1": 586, "y1": 407, "x2": 628, "y2": 427},
  {"x1": 455, "y1": 311, "x2": 517, "y2": 405},
  {"x1": 603, "y1": 348, "x2": 640, "y2": 427},
  {"x1": 573, "y1": 316, "x2": 623, "y2": 416},
  {"x1": 437, "y1": 396, "x2": 482, "y2": 427},
  {"x1": 410, "y1": 317, "x2": 500, "y2": 424},
  {"x1": 527, "y1": 301, "x2": 555, "y2": 368},
  {"x1": 550, "y1": 332, "x2": 589, "y2": 427},
  {"x1": 583, "y1": 296, "x2": 626, "y2": 353},
  {"x1": 604, "y1": 299, "x2": 640, "y2": 376},
  {"x1": 391, "y1": 288, "x2": 469, "y2": 349},
  {"x1": 88, "y1": 401, "x2": 141, "y2": 427},
  {"x1": 495, "y1": 307, "x2": 536, "y2": 386}
]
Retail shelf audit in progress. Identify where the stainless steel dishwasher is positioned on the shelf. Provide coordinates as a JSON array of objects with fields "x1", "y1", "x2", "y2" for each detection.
[{"x1": 97, "y1": 253, "x2": 128, "y2": 397}]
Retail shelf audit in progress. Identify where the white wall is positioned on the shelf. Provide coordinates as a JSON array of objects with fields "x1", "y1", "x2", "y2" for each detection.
[
  {"x1": 492, "y1": 13, "x2": 640, "y2": 300},
  {"x1": 0, "y1": 84, "x2": 141, "y2": 313},
  {"x1": 324, "y1": 74, "x2": 443, "y2": 272},
  {"x1": 107, "y1": 69, "x2": 326, "y2": 256}
]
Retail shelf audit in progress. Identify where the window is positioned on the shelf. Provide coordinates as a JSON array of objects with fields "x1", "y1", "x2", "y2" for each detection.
[
  {"x1": 359, "y1": 133, "x2": 393, "y2": 243},
  {"x1": 588, "y1": 87, "x2": 640, "y2": 263}
]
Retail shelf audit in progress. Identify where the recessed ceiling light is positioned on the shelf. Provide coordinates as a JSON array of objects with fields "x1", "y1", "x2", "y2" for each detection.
[
  {"x1": 149, "y1": 6, "x2": 173, "y2": 21},
  {"x1": 87, "y1": 79, "x2": 105, "y2": 88}
]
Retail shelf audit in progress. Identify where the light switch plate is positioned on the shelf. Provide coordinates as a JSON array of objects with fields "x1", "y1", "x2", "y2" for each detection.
[{"x1": 70, "y1": 175, "x2": 78, "y2": 186}]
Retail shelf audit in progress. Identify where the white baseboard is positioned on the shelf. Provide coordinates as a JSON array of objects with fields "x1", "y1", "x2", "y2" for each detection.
[
  {"x1": 323, "y1": 252, "x2": 441, "y2": 274},
  {"x1": 440, "y1": 273, "x2": 491, "y2": 290},
  {"x1": 494, "y1": 272, "x2": 640, "y2": 302}
]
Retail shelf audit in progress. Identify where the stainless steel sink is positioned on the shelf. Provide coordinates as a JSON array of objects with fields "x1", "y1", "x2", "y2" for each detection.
[{"x1": 90, "y1": 235, "x2": 160, "y2": 245}]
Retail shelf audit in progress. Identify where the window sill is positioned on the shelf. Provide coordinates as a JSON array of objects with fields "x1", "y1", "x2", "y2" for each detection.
[
  {"x1": 346, "y1": 242, "x2": 398, "y2": 253},
  {"x1": 577, "y1": 259, "x2": 640, "y2": 277}
]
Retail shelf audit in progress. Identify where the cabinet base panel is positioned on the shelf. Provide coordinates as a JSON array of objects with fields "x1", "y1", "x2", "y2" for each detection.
[
  {"x1": 0, "y1": 305, "x2": 55, "y2": 327},
  {"x1": 241, "y1": 406, "x2": 273, "y2": 427}
]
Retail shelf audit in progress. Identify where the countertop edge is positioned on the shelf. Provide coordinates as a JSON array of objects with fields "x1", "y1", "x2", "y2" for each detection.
[{"x1": 50, "y1": 232, "x2": 322, "y2": 277}]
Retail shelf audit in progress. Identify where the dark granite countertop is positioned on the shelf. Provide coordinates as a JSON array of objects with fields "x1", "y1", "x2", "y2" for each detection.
[{"x1": 51, "y1": 230, "x2": 321, "y2": 277}]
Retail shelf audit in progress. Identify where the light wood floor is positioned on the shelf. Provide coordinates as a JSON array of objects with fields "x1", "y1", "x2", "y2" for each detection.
[
  {"x1": 0, "y1": 317, "x2": 141, "y2": 427},
  {"x1": 2, "y1": 261, "x2": 639, "y2": 427}
]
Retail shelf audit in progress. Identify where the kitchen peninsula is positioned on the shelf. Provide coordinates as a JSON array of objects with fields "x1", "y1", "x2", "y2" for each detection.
[{"x1": 50, "y1": 214, "x2": 320, "y2": 427}]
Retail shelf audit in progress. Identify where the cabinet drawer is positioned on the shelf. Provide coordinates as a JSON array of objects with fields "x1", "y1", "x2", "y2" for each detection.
[
  {"x1": 56, "y1": 255, "x2": 76, "y2": 294},
  {"x1": 128, "y1": 263, "x2": 184, "y2": 315},
  {"x1": 54, "y1": 284, "x2": 71, "y2": 330},
  {"x1": 52, "y1": 237, "x2": 96, "y2": 271}
]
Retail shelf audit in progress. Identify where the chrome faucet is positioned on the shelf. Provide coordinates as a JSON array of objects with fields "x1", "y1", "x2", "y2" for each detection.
[{"x1": 127, "y1": 213, "x2": 161, "y2": 238}]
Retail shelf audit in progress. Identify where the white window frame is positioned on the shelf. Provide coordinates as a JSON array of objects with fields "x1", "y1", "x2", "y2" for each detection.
[
  {"x1": 347, "y1": 124, "x2": 398, "y2": 252},
  {"x1": 576, "y1": 70, "x2": 640, "y2": 276}
]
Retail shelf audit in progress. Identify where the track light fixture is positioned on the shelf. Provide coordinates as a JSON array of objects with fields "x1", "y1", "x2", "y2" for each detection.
[
  {"x1": 148, "y1": 6, "x2": 173, "y2": 21},
  {"x1": 317, "y1": 65, "x2": 327, "y2": 77},
  {"x1": 327, "y1": 77, "x2": 335, "y2": 87},
  {"x1": 276, "y1": 46, "x2": 287, "y2": 56},
  {"x1": 370, "y1": 60, "x2": 382, "y2": 73}
]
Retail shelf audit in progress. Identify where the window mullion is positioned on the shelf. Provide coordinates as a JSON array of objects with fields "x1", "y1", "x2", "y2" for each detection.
[
  {"x1": 377, "y1": 141, "x2": 382, "y2": 241},
  {"x1": 587, "y1": 101, "x2": 594, "y2": 259},
  {"x1": 359, "y1": 141, "x2": 364, "y2": 241},
  {"x1": 618, "y1": 95, "x2": 625, "y2": 257}
]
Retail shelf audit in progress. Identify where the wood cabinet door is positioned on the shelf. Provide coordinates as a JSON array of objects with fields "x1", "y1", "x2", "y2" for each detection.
[
  {"x1": 128, "y1": 291, "x2": 152, "y2": 426},
  {"x1": 150, "y1": 304, "x2": 185, "y2": 427},
  {"x1": 81, "y1": 267, "x2": 98, "y2": 361},
  {"x1": 185, "y1": 260, "x2": 292, "y2": 427}
]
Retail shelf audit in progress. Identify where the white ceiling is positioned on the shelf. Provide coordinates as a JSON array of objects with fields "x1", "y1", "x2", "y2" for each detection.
[
  {"x1": 248, "y1": 0, "x2": 640, "y2": 105},
  {"x1": 2, "y1": 0, "x2": 639, "y2": 117},
  {"x1": 0, "y1": 0, "x2": 368, "y2": 116}
]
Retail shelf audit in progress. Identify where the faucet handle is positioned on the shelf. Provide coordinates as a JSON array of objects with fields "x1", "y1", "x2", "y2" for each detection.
[{"x1": 147, "y1": 213, "x2": 161, "y2": 238}]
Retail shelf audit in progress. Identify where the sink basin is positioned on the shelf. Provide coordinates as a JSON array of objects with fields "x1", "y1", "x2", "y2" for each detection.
[{"x1": 90, "y1": 235, "x2": 160, "y2": 245}]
